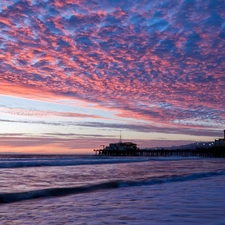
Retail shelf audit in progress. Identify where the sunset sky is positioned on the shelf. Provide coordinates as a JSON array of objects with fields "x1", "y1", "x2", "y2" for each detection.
[{"x1": 0, "y1": 0, "x2": 225, "y2": 154}]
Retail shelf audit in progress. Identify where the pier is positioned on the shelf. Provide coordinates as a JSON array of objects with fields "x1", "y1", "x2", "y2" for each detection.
[
  {"x1": 94, "y1": 147, "x2": 225, "y2": 158},
  {"x1": 95, "y1": 148, "x2": 225, "y2": 157},
  {"x1": 94, "y1": 130, "x2": 225, "y2": 158}
]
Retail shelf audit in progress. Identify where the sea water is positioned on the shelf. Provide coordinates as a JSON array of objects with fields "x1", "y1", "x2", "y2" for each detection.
[{"x1": 0, "y1": 155, "x2": 225, "y2": 225}]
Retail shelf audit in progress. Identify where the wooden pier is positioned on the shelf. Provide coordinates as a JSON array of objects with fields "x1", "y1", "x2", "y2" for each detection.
[{"x1": 94, "y1": 147, "x2": 225, "y2": 158}]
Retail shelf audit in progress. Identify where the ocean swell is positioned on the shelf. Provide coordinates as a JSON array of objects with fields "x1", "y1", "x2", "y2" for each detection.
[
  {"x1": 0, "y1": 157, "x2": 152, "y2": 168},
  {"x1": 1, "y1": 170, "x2": 225, "y2": 204},
  {"x1": 0, "y1": 156, "x2": 200, "y2": 169}
]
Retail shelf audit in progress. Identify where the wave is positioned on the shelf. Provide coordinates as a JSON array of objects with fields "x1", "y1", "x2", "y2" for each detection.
[
  {"x1": 0, "y1": 155, "x2": 202, "y2": 169},
  {"x1": 0, "y1": 157, "x2": 152, "y2": 168},
  {"x1": 1, "y1": 170, "x2": 225, "y2": 204}
]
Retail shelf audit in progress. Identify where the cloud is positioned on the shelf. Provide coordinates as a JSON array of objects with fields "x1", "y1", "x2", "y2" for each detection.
[
  {"x1": 74, "y1": 122, "x2": 223, "y2": 137},
  {"x1": 0, "y1": 107, "x2": 104, "y2": 119},
  {"x1": 0, "y1": 118, "x2": 64, "y2": 126},
  {"x1": 0, "y1": 136, "x2": 200, "y2": 152},
  {"x1": 0, "y1": 117, "x2": 223, "y2": 138},
  {"x1": 0, "y1": 132, "x2": 114, "y2": 138}
]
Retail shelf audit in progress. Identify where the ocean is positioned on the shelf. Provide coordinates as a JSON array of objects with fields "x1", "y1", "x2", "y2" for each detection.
[{"x1": 0, "y1": 155, "x2": 225, "y2": 225}]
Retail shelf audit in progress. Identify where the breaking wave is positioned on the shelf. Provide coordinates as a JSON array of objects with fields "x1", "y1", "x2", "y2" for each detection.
[
  {"x1": 1, "y1": 170, "x2": 225, "y2": 204},
  {"x1": 0, "y1": 155, "x2": 200, "y2": 169},
  {"x1": 0, "y1": 158, "x2": 151, "y2": 168}
]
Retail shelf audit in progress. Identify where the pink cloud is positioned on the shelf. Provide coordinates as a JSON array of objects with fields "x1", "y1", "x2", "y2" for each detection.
[
  {"x1": 0, "y1": 0, "x2": 224, "y2": 140},
  {"x1": 0, "y1": 107, "x2": 105, "y2": 119}
]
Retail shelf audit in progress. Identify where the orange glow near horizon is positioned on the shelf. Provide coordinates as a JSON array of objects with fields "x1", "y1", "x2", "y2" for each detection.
[{"x1": 0, "y1": 144, "x2": 92, "y2": 155}]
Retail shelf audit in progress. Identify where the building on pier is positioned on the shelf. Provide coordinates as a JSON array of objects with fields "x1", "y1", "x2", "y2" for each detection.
[
  {"x1": 103, "y1": 142, "x2": 139, "y2": 151},
  {"x1": 215, "y1": 130, "x2": 225, "y2": 147},
  {"x1": 94, "y1": 141, "x2": 139, "y2": 156}
]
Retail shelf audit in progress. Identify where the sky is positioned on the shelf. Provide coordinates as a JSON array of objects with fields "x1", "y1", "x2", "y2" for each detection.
[{"x1": 0, "y1": 0, "x2": 225, "y2": 154}]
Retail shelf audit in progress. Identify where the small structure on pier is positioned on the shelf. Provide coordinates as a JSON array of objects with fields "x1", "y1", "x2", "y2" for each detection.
[
  {"x1": 105, "y1": 142, "x2": 138, "y2": 151},
  {"x1": 94, "y1": 141, "x2": 139, "y2": 156},
  {"x1": 215, "y1": 130, "x2": 225, "y2": 147}
]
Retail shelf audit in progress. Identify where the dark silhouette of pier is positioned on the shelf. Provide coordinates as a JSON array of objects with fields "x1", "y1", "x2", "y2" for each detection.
[{"x1": 94, "y1": 130, "x2": 225, "y2": 158}]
